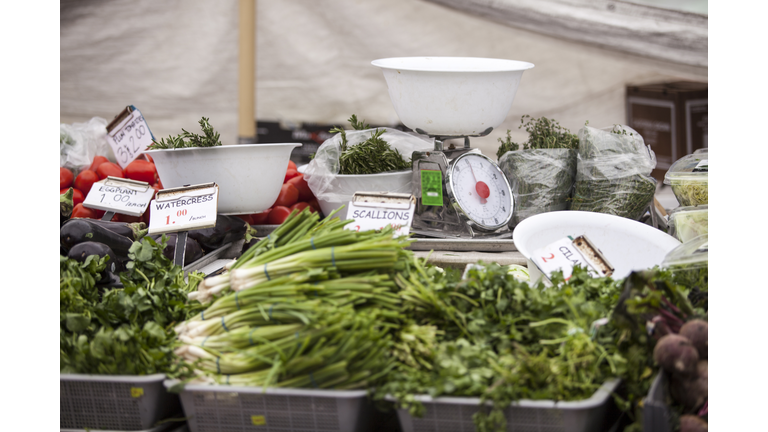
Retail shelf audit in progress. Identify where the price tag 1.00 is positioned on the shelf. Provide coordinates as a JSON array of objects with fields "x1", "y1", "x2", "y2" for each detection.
[
  {"x1": 148, "y1": 183, "x2": 219, "y2": 235},
  {"x1": 106, "y1": 106, "x2": 155, "y2": 169},
  {"x1": 82, "y1": 177, "x2": 155, "y2": 217}
]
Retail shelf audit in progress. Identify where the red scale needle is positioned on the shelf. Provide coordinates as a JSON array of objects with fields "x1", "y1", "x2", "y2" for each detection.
[{"x1": 467, "y1": 160, "x2": 490, "y2": 204}]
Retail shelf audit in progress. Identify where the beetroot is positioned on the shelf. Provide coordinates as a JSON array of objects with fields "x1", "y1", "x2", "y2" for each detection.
[
  {"x1": 679, "y1": 414, "x2": 708, "y2": 432},
  {"x1": 653, "y1": 334, "x2": 699, "y2": 377},
  {"x1": 670, "y1": 361, "x2": 708, "y2": 411},
  {"x1": 680, "y1": 319, "x2": 708, "y2": 360}
]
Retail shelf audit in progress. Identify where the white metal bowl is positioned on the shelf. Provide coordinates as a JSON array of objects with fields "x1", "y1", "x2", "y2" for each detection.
[
  {"x1": 371, "y1": 57, "x2": 534, "y2": 136},
  {"x1": 145, "y1": 143, "x2": 301, "y2": 215},
  {"x1": 314, "y1": 170, "x2": 412, "y2": 219},
  {"x1": 513, "y1": 211, "x2": 681, "y2": 285}
]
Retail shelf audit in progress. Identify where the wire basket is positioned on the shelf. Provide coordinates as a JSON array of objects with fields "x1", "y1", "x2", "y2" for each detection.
[
  {"x1": 60, "y1": 374, "x2": 181, "y2": 431},
  {"x1": 387, "y1": 378, "x2": 620, "y2": 432},
  {"x1": 165, "y1": 380, "x2": 374, "y2": 432}
]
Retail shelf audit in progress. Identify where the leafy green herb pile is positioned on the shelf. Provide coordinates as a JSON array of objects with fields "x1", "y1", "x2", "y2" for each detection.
[
  {"x1": 60, "y1": 236, "x2": 205, "y2": 376},
  {"x1": 147, "y1": 117, "x2": 223, "y2": 150},
  {"x1": 374, "y1": 260, "x2": 705, "y2": 432},
  {"x1": 330, "y1": 115, "x2": 411, "y2": 175},
  {"x1": 570, "y1": 125, "x2": 657, "y2": 220},
  {"x1": 496, "y1": 115, "x2": 579, "y2": 226},
  {"x1": 495, "y1": 115, "x2": 578, "y2": 159}
]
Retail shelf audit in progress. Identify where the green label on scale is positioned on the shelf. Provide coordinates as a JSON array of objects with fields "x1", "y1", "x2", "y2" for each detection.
[{"x1": 420, "y1": 169, "x2": 443, "y2": 206}]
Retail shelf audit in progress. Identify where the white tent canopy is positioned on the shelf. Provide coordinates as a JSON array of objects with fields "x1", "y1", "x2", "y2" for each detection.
[{"x1": 60, "y1": 0, "x2": 707, "y2": 157}]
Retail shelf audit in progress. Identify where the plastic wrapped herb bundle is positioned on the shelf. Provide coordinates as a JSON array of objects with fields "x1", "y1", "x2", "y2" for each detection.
[
  {"x1": 303, "y1": 114, "x2": 431, "y2": 209},
  {"x1": 570, "y1": 124, "x2": 657, "y2": 220},
  {"x1": 496, "y1": 116, "x2": 578, "y2": 227}
]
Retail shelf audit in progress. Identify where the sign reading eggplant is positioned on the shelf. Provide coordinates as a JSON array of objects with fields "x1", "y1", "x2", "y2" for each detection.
[
  {"x1": 82, "y1": 176, "x2": 155, "y2": 217},
  {"x1": 344, "y1": 191, "x2": 415, "y2": 237},
  {"x1": 106, "y1": 106, "x2": 155, "y2": 168},
  {"x1": 148, "y1": 182, "x2": 218, "y2": 235}
]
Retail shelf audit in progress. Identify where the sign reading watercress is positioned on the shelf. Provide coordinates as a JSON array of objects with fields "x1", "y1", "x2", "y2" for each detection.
[
  {"x1": 82, "y1": 176, "x2": 155, "y2": 217},
  {"x1": 106, "y1": 105, "x2": 155, "y2": 168},
  {"x1": 148, "y1": 183, "x2": 219, "y2": 235}
]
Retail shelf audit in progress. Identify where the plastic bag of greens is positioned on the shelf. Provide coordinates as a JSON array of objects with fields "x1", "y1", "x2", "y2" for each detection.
[
  {"x1": 304, "y1": 115, "x2": 431, "y2": 207},
  {"x1": 496, "y1": 116, "x2": 578, "y2": 227},
  {"x1": 60, "y1": 117, "x2": 115, "y2": 171},
  {"x1": 499, "y1": 149, "x2": 576, "y2": 227},
  {"x1": 570, "y1": 124, "x2": 657, "y2": 220}
]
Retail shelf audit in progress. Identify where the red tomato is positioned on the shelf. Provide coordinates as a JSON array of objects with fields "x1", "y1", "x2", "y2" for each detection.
[
  {"x1": 290, "y1": 202, "x2": 312, "y2": 213},
  {"x1": 284, "y1": 168, "x2": 301, "y2": 184},
  {"x1": 60, "y1": 167, "x2": 74, "y2": 189},
  {"x1": 74, "y1": 169, "x2": 99, "y2": 196},
  {"x1": 287, "y1": 160, "x2": 297, "y2": 171},
  {"x1": 96, "y1": 162, "x2": 124, "y2": 180},
  {"x1": 286, "y1": 174, "x2": 314, "y2": 201},
  {"x1": 62, "y1": 188, "x2": 85, "y2": 207},
  {"x1": 307, "y1": 198, "x2": 321, "y2": 214},
  {"x1": 267, "y1": 206, "x2": 292, "y2": 225},
  {"x1": 151, "y1": 182, "x2": 163, "y2": 197},
  {"x1": 236, "y1": 214, "x2": 254, "y2": 225},
  {"x1": 144, "y1": 154, "x2": 154, "y2": 163},
  {"x1": 123, "y1": 159, "x2": 157, "y2": 184},
  {"x1": 89, "y1": 156, "x2": 109, "y2": 173},
  {"x1": 250, "y1": 209, "x2": 272, "y2": 225},
  {"x1": 273, "y1": 183, "x2": 299, "y2": 208},
  {"x1": 71, "y1": 203, "x2": 97, "y2": 219}
]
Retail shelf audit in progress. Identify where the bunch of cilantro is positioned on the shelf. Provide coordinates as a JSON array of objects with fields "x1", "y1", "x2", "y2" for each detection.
[
  {"x1": 377, "y1": 261, "x2": 687, "y2": 432},
  {"x1": 60, "y1": 236, "x2": 205, "y2": 377}
]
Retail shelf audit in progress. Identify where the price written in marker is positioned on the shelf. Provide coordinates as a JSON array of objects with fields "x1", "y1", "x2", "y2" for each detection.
[
  {"x1": 148, "y1": 183, "x2": 219, "y2": 235},
  {"x1": 106, "y1": 106, "x2": 155, "y2": 168},
  {"x1": 82, "y1": 177, "x2": 155, "y2": 217}
]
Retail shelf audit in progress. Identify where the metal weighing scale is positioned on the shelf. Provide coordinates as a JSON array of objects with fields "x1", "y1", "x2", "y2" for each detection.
[
  {"x1": 409, "y1": 130, "x2": 515, "y2": 239},
  {"x1": 371, "y1": 56, "x2": 535, "y2": 239}
]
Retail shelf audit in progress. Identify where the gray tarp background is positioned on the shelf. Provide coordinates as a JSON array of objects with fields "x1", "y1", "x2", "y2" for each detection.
[{"x1": 60, "y1": 0, "x2": 707, "y2": 157}]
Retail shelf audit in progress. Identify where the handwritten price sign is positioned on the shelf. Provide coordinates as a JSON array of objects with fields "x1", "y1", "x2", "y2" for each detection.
[
  {"x1": 106, "y1": 106, "x2": 155, "y2": 169},
  {"x1": 82, "y1": 177, "x2": 154, "y2": 217},
  {"x1": 343, "y1": 192, "x2": 415, "y2": 237},
  {"x1": 148, "y1": 183, "x2": 218, "y2": 235}
]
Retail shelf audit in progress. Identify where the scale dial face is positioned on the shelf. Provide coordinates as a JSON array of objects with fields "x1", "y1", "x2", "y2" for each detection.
[{"x1": 447, "y1": 152, "x2": 514, "y2": 231}]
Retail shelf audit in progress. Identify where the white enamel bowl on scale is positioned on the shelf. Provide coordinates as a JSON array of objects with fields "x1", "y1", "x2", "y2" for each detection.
[
  {"x1": 513, "y1": 211, "x2": 681, "y2": 285},
  {"x1": 145, "y1": 143, "x2": 301, "y2": 215},
  {"x1": 371, "y1": 57, "x2": 534, "y2": 137}
]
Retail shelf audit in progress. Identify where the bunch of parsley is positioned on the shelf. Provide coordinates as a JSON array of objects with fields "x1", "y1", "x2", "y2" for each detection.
[{"x1": 60, "y1": 236, "x2": 205, "y2": 377}]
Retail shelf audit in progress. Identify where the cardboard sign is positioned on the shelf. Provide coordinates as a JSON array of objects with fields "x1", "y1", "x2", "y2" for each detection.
[
  {"x1": 82, "y1": 176, "x2": 154, "y2": 217},
  {"x1": 344, "y1": 192, "x2": 415, "y2": 237},
  {"x1": 106, "y1": 106, "x2": 155, "y2": 168},
  {"x1": 148, "y1": 183, "x2": 218, "y2": 235},
  {"x1": 531, "y1": 235, "x2": 614, "y2": 283}
]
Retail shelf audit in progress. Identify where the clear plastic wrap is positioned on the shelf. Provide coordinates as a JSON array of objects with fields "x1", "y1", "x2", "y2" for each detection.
[
  {"x1": 60, "y1": 117, "x2": 115, "y2": 171},
  {"x1": 570, "y1": 125, "x2": 657, "y2": 220},
  {"x1": 303, "y1": 128, "x2": 432, "y2": 206},
  {"x1": 498, "y1": 148, "x2": 576, "y2": 227}
]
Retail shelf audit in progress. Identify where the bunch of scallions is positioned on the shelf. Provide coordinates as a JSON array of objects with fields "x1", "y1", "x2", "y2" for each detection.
[{"x1": 173, "y1": 207, "x2": 416, "y2": 389}]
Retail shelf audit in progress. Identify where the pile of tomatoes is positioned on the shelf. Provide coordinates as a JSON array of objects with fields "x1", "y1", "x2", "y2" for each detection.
[
  {"x1": 60, "y1": 155, "x2": 162, "y2": 223},
  {"x1": 60, "y1": 156, "x2": 319, "y2": 226},
  {"x1": 237, "y1": 161, "x2": 321, "y2": 226}
]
